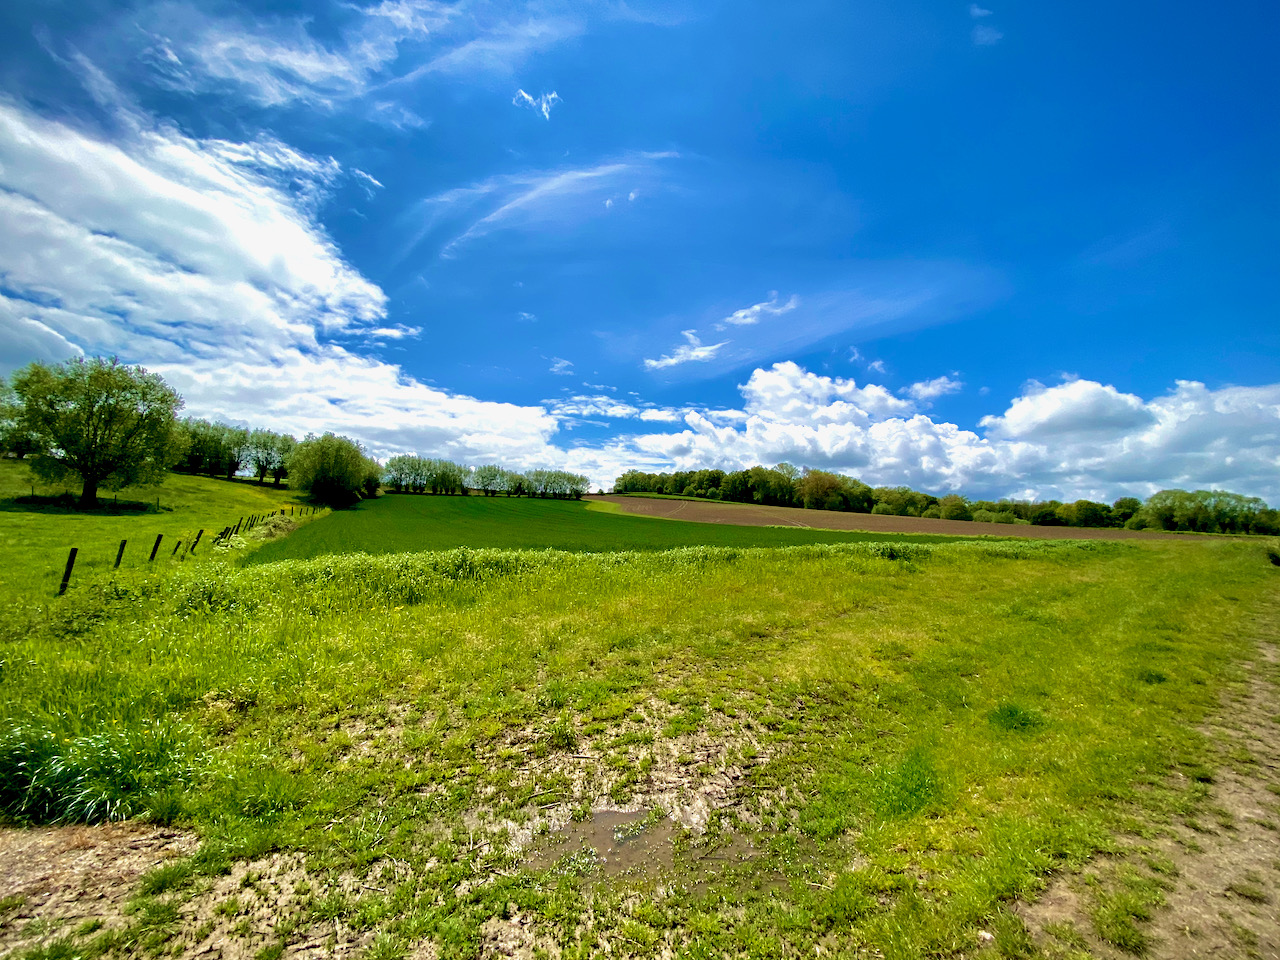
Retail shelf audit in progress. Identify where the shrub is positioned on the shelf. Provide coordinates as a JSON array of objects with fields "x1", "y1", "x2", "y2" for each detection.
[{"x1": 287, "y1": 433, "x2": 379, "y2": 508}]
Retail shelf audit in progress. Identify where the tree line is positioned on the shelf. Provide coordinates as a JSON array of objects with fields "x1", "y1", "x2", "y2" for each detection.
[
  {"x1": 0, "y1": 356, "x2": 587, "y2": 509},
  {"x1": 383, "y1": 456, "x2": 589, "y2": 500},
  {"x1": 614, "y1": 466, "x2": 1280, "y2": 535}
]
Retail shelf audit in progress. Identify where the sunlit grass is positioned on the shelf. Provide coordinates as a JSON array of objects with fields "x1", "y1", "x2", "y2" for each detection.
[{"x1": 2, "y1": 535, "x2": 1276, "y2": 956}]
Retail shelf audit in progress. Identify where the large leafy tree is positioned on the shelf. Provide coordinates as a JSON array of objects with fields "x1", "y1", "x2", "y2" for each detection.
[{"x1": 8, "y1": 357, "x2": 185, "y2": 508}]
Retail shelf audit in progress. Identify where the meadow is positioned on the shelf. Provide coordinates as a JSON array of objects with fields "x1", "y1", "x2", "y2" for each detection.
[
  {"x1": 2, "y1": 483, "x2": 1278, "y2": 958},
  {"x1": 0, "y1": 460, "x2": 308, "y2": 601},
  {"x1": 247, "y1": 492, "x2": 969, "y2": 565}
]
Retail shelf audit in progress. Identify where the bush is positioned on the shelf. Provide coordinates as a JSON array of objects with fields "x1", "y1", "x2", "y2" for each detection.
[
  {"x1": 287, "y1": 433, "x2": 379, "y2": 508},
  {"x1": 0, "y1": 720, "x2": 198, "y2": 824}
]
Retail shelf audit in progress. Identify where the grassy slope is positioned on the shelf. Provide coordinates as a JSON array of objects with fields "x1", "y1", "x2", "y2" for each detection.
[
  {"x1": 250, "y1": 493, "x2": 970, "y2": 563},
  {"x1": 0, "y1": 459, "x2": 307, "y2": 600},
  {"x1": 3, "y1": 536, "x2": 1278, "y2": 957}
]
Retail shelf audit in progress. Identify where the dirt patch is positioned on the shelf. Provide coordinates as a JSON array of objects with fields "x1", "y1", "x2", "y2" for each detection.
[
  {"x1": 1017, "y1": 597, "x2": 1280, "y2": 958},
  {"x1": 596, "y1": 495, "x2": 1192, "y2": 541},
  {"x1": 0, "y1": 821, "x2": 196, "y2": 956}
]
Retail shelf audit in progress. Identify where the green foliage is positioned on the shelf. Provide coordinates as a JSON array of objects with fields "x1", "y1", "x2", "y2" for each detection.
[
  {"x1": 1133, "y1": 488, "x2": 1279, "y2": 535},
  {"x1": 0, "y1": 719, "x2": 198, "y2": 824},
  {"x1": 7, "y1": 356, "x2": 184, "y2": 507},
  {"x1": 288, "y1": 433, "x2": 379, "y2": 508}
]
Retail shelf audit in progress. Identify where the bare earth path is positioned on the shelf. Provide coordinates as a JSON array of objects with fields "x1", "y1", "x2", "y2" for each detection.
[
  {"x1": 1018, "y1": 593, "x2": 1280, "y2": 959},
  {"x1": 596, "y1": 495, "x2": 1193, "y2": 540}
]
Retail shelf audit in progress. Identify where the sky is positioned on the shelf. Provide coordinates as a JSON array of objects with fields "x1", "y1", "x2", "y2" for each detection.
[{"x1": 1, "y1": 0, "x2": 1277, "y2": 502}]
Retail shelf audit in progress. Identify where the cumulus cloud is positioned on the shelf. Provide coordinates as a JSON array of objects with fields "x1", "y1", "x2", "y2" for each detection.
[
  {"x1": 0, "y1": 96, "x2": 566, "y2": 468},
  {"x1": 548, "y1": 357, "x2": 574, "y2": 375},
  {"x1": 715, "y1": 291, "x2": 799, "y2": 329},
  {"x1": 545, "y1": 395, "x2": 641, "y2": 420},
  {"x1": 593, "y1": 369, "x2": 1280, "y2": 503},
  {"x1": 903, "y1": 374, "x2": 963, "y2": 402},
  {"x1": 513, "y1": 88, "x2": 561, "y2": 119},
  {"x1": 643, "y1": 330, "x2": 729, "y2": 370},
  {"x1": 980, "y1": 379, "x2": 1154, "y2": 439},
  {"x1": 742, "y1": 362, "x2": 912, "y2": 423}
]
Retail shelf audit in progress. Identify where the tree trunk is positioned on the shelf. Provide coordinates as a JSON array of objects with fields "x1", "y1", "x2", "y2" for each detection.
[{"x1": 79, "y1": 479, "x2": 99, "y2": 509}]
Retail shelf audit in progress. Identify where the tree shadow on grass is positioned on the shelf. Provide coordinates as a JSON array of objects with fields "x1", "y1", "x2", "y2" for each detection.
[{"x1": 0, "y1": 494, "x2": 170, "y2": 515}]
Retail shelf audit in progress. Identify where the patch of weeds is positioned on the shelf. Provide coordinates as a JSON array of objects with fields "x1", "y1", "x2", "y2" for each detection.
[
  {"x1": 989, "y1": 907, "x2": 1035, "y2": 958},
  {"x1": 138, "y1": 859, "x2": 195, "y2": 896},
  {"x1": 987, "y1": 703, "x2": 1046, "y2": 733},
  {"x1": 255, "y1": 943, "x2": 285, "y2": 960},
  {"x1": 549, "y1": 847, "x2": 598, "y2": 880},
  {"x1": 544, "y1": 719, "x2": 577, "y2": 752},
  {"x1": 1043, "y1": 921, "x2": 1089, "y2": 950},
  {"x1": 1136, "y1": 669, "x2": 1167, "y2": 685},
  {"x1": 1090, "y1": 868, "x2": 1163, "y2": 955},
  {"x1": 364, "y1": 931, "x2": 408, "y2": 960},
  {"x1": 1225, "y1": 879, "x2": 1270, "y2": 904},
  {"x1": 876, "y1": 748, "x2": 945, "y2": 817},
  {"x1": 0, "y1": 892, "x2": 26, "y2": 913}
]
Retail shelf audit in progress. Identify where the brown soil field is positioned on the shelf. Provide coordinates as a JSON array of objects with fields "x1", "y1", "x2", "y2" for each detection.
[{"x1": 596, "y1": 494, "x2": 1192, "y2": 540}]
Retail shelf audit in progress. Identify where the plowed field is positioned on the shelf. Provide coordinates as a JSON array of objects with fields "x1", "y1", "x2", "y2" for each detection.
[{"x1": 599, "y1": 494, "x2": 1187, "y2": 539}]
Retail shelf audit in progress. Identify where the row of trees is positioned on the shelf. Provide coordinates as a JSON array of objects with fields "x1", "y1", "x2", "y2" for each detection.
[
  {"x1": 384, "y1": 456, "x2": 590, "y2": 500},
  {"x1": 174, "y1": 419, "x2": 296, "y2": 485},
  {"x1": 614, "y1": 466, "x2": 1280, "y2": 534}
]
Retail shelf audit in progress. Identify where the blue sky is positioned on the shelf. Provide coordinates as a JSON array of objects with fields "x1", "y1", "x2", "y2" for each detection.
[{"x1": 1, "y1": 0, "x2": 1277, "y2": 500}]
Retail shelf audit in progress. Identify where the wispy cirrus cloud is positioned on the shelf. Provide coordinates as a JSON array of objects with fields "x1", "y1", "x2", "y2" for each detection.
[
  {"x1": 643, "y1": 330, "x2": 729, "y2": 370},
  {"x1": 714, "y1": 291, "x2": 799, "y2": 330},
  {"x1": 513, "y1": 88, "x2": 561, "y2": 119},
  {"x1": 395, "y1": 151, "x2": 679, "y2": 263}
]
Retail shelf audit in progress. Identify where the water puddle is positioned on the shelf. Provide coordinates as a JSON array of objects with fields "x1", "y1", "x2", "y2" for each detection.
[{"x1": 526, "y1": 809, "x2": 758, "y2": 884}]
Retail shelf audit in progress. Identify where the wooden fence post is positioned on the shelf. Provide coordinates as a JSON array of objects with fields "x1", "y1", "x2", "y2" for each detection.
[
  {"x1": 171, "y1": 539, "x2": 182, "y2": 556},
  {"x1": 114, "y1": 539, "x2": 127, "y2": 569},
  {"x1": 190, "y1": 529, "x2": 204, "y2": 553},
  {"x1": 149, "y1": 534, "x2": 163, "y2": 561},
  {"x1": 58, "y1": 548, "x2": 78, "y2": 596}
]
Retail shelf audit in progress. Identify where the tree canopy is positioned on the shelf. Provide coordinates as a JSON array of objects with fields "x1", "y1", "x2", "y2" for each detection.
[{"x1": 7, "y1": 357, "x2": 184, "y2": 507}]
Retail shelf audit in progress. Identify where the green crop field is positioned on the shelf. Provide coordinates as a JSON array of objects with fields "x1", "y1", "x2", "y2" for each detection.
[
  {"x1": 249, "y1": 492, "x2": 972, "y2": 564},
  {"x1": 2, "y1": 517, "x2": 1278, "y2": 958}
]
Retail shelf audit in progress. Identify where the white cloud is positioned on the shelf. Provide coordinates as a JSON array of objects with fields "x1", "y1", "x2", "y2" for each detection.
[
  {"x1": 545, "y1": 395, "x2": 640, "y2": 420},
  {"x1": 0, "y1": 97, "x2": 567, "y2": 469},
  {"x1": 398, "y1": 152, "x2": 676, "y2": 261},
  {"x1": 643, "y1": 330, "x2": 729, "y2": 370},
  {"x1": 742, "y1": 362, "x2": 913, "y2": 423},
  {"x1": 867, "y1": 359, "x2": 887, "y2": 374},
  {"x1": 716, "y1": 291, "x2": 799, "y2": 329},
  {"x1": 516, "y1": 311, "x2": 538, "y2": 322},
  {"x1": 628, "y1": 190, "x2": 637, "y2": 201},
  {"x1": 969, "y1": 4, "x2": 994, "y2": 17},
  {"x1": 604, "y1": 371, "x2": 1280, "y2": 503},
  {"x1": 972, "y1": 25, "x2": 1003, "y2": 45},
  {"x1": 548, "y1": 357, "x2": 574, "y2": 375},
  {"x1": 980, "y1": 379, "x2": 1154, "y2": 439},
  {"x1": 904, "y1": 374, "x2": 963, "y2": 402},
  {"x1": 604, "y1": 198, "x2": 614, "y2": 208},
  {"x1": 513, "y1": 88, "x2": 562, "y2": 119}
]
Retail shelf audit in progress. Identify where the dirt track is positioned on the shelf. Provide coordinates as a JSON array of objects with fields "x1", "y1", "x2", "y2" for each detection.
[{"x1": 595, "y1": 495, "x2": 1190, "y2": 540}]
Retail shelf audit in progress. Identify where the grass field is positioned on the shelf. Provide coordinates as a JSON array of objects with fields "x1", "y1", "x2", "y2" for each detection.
[
  {"x1": 3, "y1": 526, "x2": 1278, "y2": 958},
  {"x1": 249, "y1": 492, "x2": 974, "y2": 564},
  {"x1": 0, "y1": 460, "x2": 310, "y2": 600}
]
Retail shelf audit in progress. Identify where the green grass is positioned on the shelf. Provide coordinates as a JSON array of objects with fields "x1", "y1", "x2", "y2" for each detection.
[
  {"x1": 0, "y1": 459, "x2": 309, "y2": 600},
  {"x1": 2, "y1": 532, "x2": 1277, "y2": 957},
  {"x1": 249, "y1": 492, "x2": 973, "y2": 563}
]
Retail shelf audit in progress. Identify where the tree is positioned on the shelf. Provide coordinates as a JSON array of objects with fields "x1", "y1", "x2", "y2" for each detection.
[
  {"x1": 8, "y1": 356, "x2": 184, "y2": 508},
  {"x1": 287, "y1": 433, "x2": 376, "y2": 508}
]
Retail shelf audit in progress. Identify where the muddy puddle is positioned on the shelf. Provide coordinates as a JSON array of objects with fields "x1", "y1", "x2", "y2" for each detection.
[{"x1": 526, "y1": 809, "x2": 757, "y2": 885}]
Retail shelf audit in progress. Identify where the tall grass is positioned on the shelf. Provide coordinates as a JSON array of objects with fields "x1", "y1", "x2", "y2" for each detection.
[{"x1": 1, "y1": 535, "x2": 1275, "y2": 957}]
